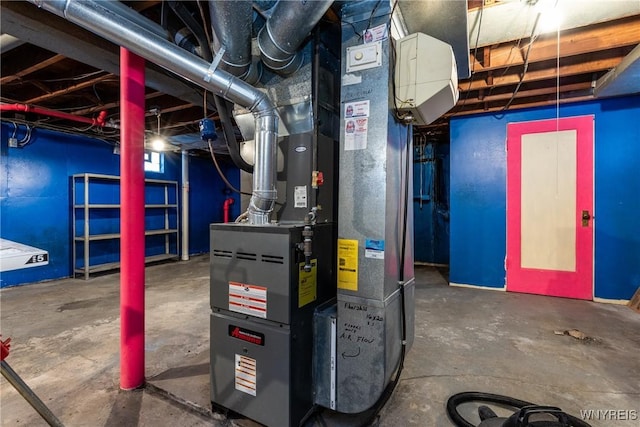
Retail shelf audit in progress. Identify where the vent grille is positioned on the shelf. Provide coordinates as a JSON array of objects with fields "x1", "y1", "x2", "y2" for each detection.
[
  {"x1": 237, "y1": 251, "x2": 257, "y2": 261},
  {"x1": 261, "y1": 254, "x2": 284, "y2": 264},
  {"x1": 213, "y1": 249, "x2": 232, "y2": 258}
]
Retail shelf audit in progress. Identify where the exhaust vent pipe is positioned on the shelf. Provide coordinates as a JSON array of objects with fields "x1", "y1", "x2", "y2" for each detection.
[
  {"x1": 258, "y1": 0, "x2": 333, "y2": 75},
  {"x1": 31, "y1": 0, "x2": 277, "y2": 225}
]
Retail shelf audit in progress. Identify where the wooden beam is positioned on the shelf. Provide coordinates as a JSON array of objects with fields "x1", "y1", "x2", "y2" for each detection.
[
  {"x1": 454, "y1": 81, "x2": 594, "y2": 107},
  {"x1": 449, "y1": 94, "x2": 595, "y2": 117},
  {"x1": 131, "y1": 1, "x2": 161, "y2": 12},
  {"x1": 468, "y1": 16, "x2": 640, "y2": 73},
  {"x1": 144, "y1": 103, "x2": 196, "y2": 117},
  {"x1": 1, "y1": 2, "x2": 206, "y2": 109},
  {"x1": 460, "y1": 53, "x2": 625, "y2": 92},
  {"x1": 30, "y1": 81, "x2": 53, "y2": 95},
  {"x1": 162, "y1": 115, "x2": 220, "y2": 131},
  {"x1": 0, "y1": 54, "x2": 65, "y2": 85},
  {"x1": 25, "y1": 74, "x2": 113, "y2": 104},
  {"x1": 70, "y1": 91, "x2": 164, "y2": 115}
]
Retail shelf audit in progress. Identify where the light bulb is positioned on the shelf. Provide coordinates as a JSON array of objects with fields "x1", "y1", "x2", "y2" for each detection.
[{"x1": 151, "y1": 137, "x2": 165, "y2": 151}]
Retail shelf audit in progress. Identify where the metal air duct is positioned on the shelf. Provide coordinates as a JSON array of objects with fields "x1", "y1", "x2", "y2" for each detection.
[
  {"x1": 30, "y1": 0, "x2": 278, "y2": 225},
  {"x1": 257, "y1": 0, "x2": 333, "y2": 75},
  {"x1": 209, "y1": 0, "x2": 261, "y2": 84}
]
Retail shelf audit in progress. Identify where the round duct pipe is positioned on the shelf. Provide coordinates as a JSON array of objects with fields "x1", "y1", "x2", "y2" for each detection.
[{"x1": 257, "y1": 0, "x2": 333, "y2": 75}]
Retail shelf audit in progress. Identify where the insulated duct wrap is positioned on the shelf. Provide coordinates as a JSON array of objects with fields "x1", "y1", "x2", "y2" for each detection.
[
  {"x1": 208, "y1": 0, "x2": 261, "y2": 84},
  {"x1": 30, "y1": 0, "x2": 278, "y2": 225},
  {"x1": 258, "y1": 0, "x2": 333, "y2": 75}
]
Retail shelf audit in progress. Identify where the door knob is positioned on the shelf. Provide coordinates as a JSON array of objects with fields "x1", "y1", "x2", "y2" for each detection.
[{"x1": 581, "y1": 210, "x2": 591, "y2": 227}]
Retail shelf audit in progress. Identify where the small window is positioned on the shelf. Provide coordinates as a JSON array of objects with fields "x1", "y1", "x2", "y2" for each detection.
[{"x1": 144, "y1": 151, "x2": 164, "y2": 173}]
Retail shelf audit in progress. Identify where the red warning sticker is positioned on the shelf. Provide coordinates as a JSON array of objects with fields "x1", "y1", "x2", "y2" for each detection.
[
  {"x1": 229, "y1": 282, "x2": 267, "y2": 318},
  {"x1": 235, "y1": 354, "x2": 257, "y2": 396}
]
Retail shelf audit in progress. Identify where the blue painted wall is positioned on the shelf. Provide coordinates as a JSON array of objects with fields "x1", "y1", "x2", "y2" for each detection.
[
  {"x1": 413, "y1": 141, "x2": 450, "y2": 264},
  {"x1": 450, "y1": 95, "x2": 640, "y2": 300},
  {"x1": 0, "y1": 123, "x2": 239, "y2": 287}
]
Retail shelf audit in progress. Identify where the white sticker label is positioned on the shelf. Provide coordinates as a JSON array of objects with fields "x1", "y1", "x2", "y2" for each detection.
[
  {"x1": 294, "y1": 185, "x2": 308, "y2": 208},
  {"x1": 342, "y1": 73, "x2": 362, "y2": 86},
  {"x1": 365, "y1": 248, "x2": 385, "y2": 259},
  {"x1": 365, "y1": 238, "x2": 385, "y2": 259},
  {"x1": 229, "y1": 282, "x2": 267, "y2": 318},
  {"x1": 235, "y1": 354, "x2": 257, "y2": 396},
  {"x1": 344, "y1": 100, "x2": 370, "y2": 119},
  {"x1": 363, "y1": 23, "x2": 388, "y2": 44},
  {"x1": 345, "y1": 117, "x2": 369, "y2": 151}
]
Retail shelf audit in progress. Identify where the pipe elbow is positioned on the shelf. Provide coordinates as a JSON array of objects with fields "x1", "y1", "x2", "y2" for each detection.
[
  {"x1": 95, "y1": 110, "x2": 108, "y2": 127},
  {"x1": 251, "y1": 93, "x2": 277, "y2": 118},
  {"x1": 257, "y1": 24, "x2": 303, "y2": 76}
]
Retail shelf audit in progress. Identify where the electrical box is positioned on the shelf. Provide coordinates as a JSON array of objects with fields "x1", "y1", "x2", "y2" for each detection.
[
  {"x1": 394, "y1": 33, "x2": 459, "y2": 125},
  {"x1": 346, "y1": 41, "x2": 382, "y2": 73}
]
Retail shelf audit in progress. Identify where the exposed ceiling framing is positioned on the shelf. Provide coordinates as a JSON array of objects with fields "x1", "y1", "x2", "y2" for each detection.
[{"x1": 1, "y1": 0, "x2": 639, "y2": 144}]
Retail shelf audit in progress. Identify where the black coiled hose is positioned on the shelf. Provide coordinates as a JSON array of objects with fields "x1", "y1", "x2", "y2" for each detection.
[{"x1": 446, "y1": 392, "x2": 592, "y2": 427}]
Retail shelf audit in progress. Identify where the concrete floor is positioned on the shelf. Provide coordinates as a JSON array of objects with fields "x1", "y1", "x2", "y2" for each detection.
[{"x1": 1, "y1": 255, "x2": 638, "y2": 427}]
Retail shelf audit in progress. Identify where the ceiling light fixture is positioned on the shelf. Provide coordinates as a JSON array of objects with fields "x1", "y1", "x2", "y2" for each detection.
[{"x1": 149, "y1": 108, "x2": 167, "y2": 151}]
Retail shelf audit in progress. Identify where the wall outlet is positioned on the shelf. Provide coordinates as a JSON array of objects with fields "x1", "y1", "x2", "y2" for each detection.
[{"x1": 8, "y1": 137, "x2": 18, "y2": 148}]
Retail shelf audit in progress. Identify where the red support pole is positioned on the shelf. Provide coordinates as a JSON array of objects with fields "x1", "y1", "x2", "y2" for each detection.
[{"x1": 120, "y1": 48, "x2": 146, "y2": 390}]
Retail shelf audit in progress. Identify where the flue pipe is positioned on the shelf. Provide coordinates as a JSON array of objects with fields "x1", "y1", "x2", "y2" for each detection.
[
  {"x1": 257, "y1": 0, "x2": 333, "y2": 75},
  {"x1": 30, "y1": 0, "x2": 278, "y2": 224}
]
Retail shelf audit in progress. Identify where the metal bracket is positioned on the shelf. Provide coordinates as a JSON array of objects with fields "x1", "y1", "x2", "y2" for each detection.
[{"x1": 204, "y1": 46, "x2": 226, "y2": 83}]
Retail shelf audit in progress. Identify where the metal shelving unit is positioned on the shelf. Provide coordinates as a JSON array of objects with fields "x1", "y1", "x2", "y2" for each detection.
[{"x1": 72, "y1": 173, "x2": 179, "y2": 279}]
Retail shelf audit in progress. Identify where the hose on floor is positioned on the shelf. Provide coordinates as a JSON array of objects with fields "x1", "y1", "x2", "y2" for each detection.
[{"x1": 446, "y1": 392, "x2": 592, "y2": 427}]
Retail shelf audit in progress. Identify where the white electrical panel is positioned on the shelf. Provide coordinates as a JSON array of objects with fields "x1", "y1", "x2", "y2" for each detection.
[
  {"x1": 346, "y1": 41, "x2": 382, "y2": 73},
  {"x1": 394, "y1": 33, "x2": 459, "y2": 125}
]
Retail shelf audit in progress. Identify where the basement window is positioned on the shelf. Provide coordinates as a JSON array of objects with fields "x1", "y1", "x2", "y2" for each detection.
[{"x1": 144, "y1": 151, "x2": 164, "y2": 173}]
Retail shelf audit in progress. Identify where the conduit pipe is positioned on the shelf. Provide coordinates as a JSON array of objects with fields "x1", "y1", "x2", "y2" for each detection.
[
  {"x1": 257, "y1": 0, "x2": 333, "y2": 75},
  {"x1": 30, "y1": 0, "x2": 278, "y2": 225},
  {"x1": 0, "y1": 103, "x2": 108, "y2": 127}
]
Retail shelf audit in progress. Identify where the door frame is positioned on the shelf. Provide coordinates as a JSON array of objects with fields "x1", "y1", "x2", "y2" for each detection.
[{"x1": 506, "y1": 115, "x2": 594, "y2": 300}]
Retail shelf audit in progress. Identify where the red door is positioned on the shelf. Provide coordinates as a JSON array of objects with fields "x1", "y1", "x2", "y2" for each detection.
[{"x1": 506, "y1": 116, "x2": 593, "y2": 300}]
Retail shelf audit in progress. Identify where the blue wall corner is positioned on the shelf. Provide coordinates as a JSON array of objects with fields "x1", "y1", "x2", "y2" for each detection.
[
  {"x1": 449, "y1": 96, "x2": 640, "y2": 299},
  {"x1": 0, "y1": 123, "x2": 239, "y2": 287},
  {"x1": 450, "y1": 115, "x2": 507, "y2": 288}
]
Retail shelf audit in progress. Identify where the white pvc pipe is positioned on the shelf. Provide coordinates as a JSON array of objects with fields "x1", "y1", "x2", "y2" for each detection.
[{"x1": 181, "y1": 149, "x2": 189, "y2": 261}]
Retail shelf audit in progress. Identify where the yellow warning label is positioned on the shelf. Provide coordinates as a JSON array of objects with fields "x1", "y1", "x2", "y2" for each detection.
[
  {"x1": 299, "y1": 259, "x2": 317, "y2": 308},
  {"x1": 337, "y1": 239, "x2": 358, "y2": 291}
]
